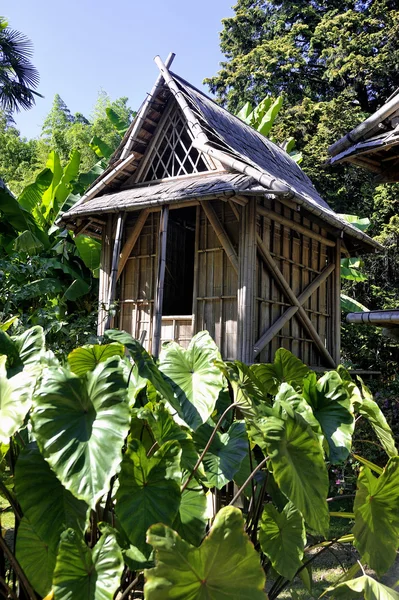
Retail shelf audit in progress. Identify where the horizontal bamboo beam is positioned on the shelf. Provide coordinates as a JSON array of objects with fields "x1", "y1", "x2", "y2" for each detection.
[
  {"x1": 202, "y1": 202, "x2": 239, "y2": 274},
  {"x1": 257, "y1": 204, "x2": 336, "y2": 247},
  {"x1": 254, "y1": 261, "x2": 336, "y2": 355},
  {"x1": 256, "y1": 234, "x2": 336, "y2": 367},
  {"x1": 116, "y1": 208, "x2": 149, "y2": 281}
]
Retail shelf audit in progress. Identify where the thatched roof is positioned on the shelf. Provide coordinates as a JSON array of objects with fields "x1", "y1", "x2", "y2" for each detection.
[
  {"x1": 60, "y1": 56, "x2": 380, "y2": 253},
  {"x1": 328, "y1": 90, "x2": 399, "y2": 182}
]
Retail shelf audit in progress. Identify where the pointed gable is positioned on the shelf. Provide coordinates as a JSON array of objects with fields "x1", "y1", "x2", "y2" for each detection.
[{"x1": 138, "y1": 101, "x2": 216, "y2": 182}]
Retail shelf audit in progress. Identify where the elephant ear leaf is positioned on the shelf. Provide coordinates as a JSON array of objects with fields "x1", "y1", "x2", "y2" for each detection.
[
  {"x1": 259, "y1": 501, "x2": 306, "y2": 581},
  {"x1": 16, "y1": 516, "x2": 56, "y2": 598},
  {"x1": 0, "y1": 356, "x2": 35, "y2": 443},
  {"x1": 329, "y1": 575, "x2": 399, "y2": 599},
  {"x1": 159, "y1": 331, "x2": 224, "y2": 431},
  {"x1": 115, "y1": 439, "x2": 182, "y2": 555},
  {"x1": 145, "y1": 506, "x2": 267, "y2": 599},
  {"x1": 252, "y1": 348, "x2": 309, "y2": 396},
  {"x1": 52, "y1": 528, "x2": 124, "y2": 600},
  {"x1": 67, "y1": 342, "x2": 125, "y2": 376},
  {"x1": 353, "y1": 457, "x2": 399, "y2": 576},
  {"x1": 31, "y1": 357, "x2": 129, "y2": 508},
  {"x1": 303, "y1": 371, "x2": 354, "y2": 463}
]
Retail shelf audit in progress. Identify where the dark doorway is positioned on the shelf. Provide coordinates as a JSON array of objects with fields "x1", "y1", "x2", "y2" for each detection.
[{"x1": 163, "y1": 207, "x2": 196, "y2": 316}]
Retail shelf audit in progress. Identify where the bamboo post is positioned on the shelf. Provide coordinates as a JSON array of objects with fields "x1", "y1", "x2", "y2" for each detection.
[
  {"x1": 256, "y1": 234, "x2": 336, "y2": 367},
  {"x1": 254, "y1": 262, "x2": 336, "y2": 356},
  {"x1": 97, "y1": 218, "x2": 113, "y2": 336},
  {"x1": 104, "y1": 213, "x2": 125, "y2": 331},
  {"x1": 116, "y1": 208, "x2": 149, "y2": 281},
  {"x1": 191, "y1": 205, "x2": 200, "y2": 334},
  {"x1": 333, "y1": 238, "x2": 342, "y2": 366},
  {"x1": 152, "y1": 205, "x2": 169, "y2": 358},
  {"x1": 237, "y1": 198, "x2": 257, "y2": 363},
  {"x1": 202, "y1": 202, "x2": 238, "y2": 274}
]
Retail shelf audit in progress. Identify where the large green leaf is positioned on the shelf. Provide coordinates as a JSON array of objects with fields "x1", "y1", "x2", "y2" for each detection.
[
  {"x1": 218, "y1": 360, "x2": 267, "y2": 419},
  {"x1": 338, "y1": 214, "x2": 370, "y2": 232},
  {"x1": 17, "y1": 167, "x2": 53, "y2": 223},
  {"x1": 89, "y1": 135, "x2": 114, "y2": 159},
  {"x1": 258, "y1": 96, "x2": 283, "y2": 136},
  {"x1": 52, "y1": 528, "x2": 124, "y2": 600},
  {"x1": 53, "y1": 149, "x2": 81, "y2": 217},
  {"x1": 303, "y1": 371, "x2": 354, "y2": 463},
  {"x1": 31, "y1": 357, "x2": 129, "y2": 508},
  {"x1": 0, "y1": 356, "x2": 34, "y2": 443},
  {"x1": 341, "y1": 258, "x2": 367, "y2": 282},
  {"x1": 106, "y1": 107, "x2": 131, "y2": 135},
  {"x1": 193, "y1": 421, "x2": 248, "y2": 489},
  {"x1": 67, "y1": 342, "x2": 125, "y2": 377},
  {"x1": 236, "y1": 100, "x2": 254, "y2": 122},
  {"x1": 173, "y1": 484, "x2": 207, "y2": 547},
  {"x1": 41, "y1": 151, "x2": 63, "y2": 222},
  {"x1": 159, "y1": 331, "x2": 224, "y2": 430},
  {"x1": 330, "y1": 575, "x2": 399, "y2": 599},
  {"x1": 145, "y1": 506, "x2": 267, "y2": 599},
  {"x1": 13, "y1": 229, "x2": 44, "y2": 254},
  {"x1": 115, "y1": 439, "x2": 182, "y2": 554},
  {"x1": 13, "y1": 325, "x2": 46, "y2": 368},
  {"x1": 16, "y1": 516, "x2": 56, "y2": 598},
  {"x1": 251, "y1": 349, "x2": 309, "y2": 396},
  {"x1": 23, "y1": 277, "x2": 63, "y2": 299},
  {"x1": 105, "y1": 330, "x2": 180, "y2": 415},
  {"x1": 74, "y1": 234, "x2": 101, "y2": 275},
  {"x1": 353, "y1": 458, "x2": 399, "y2": 575},
  {"x1": 353, "y1": 379, "x2": 397, "y2": 457},
  {"x1": 15, "y1": 442, "x2": 89, "y2": 545},
  {"x1": 63, "y1": 277, "x2": 91, "y2": 300},
  {"x1": 259, "y1": 501, "x2": 306, "y2": 580},
  {"x1": 252, "y1": 406, "x2": 329, "y2": 536}
]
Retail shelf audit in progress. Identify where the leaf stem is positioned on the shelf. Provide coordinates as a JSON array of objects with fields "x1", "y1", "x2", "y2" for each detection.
[
  {"x1": 229, "y1": 456, "x2": 269, "y2": 506},
  {"x1": 182, "y1": 402, "x2": 238, "y2": 493},
  {"x1": 119, "y1": 575, "x2": 140, "y2": 600}
]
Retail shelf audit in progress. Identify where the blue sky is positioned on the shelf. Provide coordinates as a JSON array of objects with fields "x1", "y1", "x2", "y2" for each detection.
[{"x1": 6, "y1": 0, "x2": 234, "y2": 139}]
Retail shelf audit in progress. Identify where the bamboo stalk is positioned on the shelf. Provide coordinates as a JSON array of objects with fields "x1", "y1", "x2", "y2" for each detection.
[
  {"x1": 152, "y1": 205, "x2": 169, "y2": 358},
  {"x1": 105, "y1": 213, "x2": 125, "y2": 330},
  {"x1": 254, "y1": 262, "x2": 336, "y2": 355},
  {"x1": 202, "y1": 202, "x2": 238, "y2": 274},
  {"x1": 256, "y1": 234, "x2": 336, "y2": 367},
  {"x1": 257, "y1": 204, "x2": 336, "y2": 247},
  {"x1": 238, "y1": 198, "x2": 256, "y2": 362},
  {"x1": 116, "y1": 209, "x2": 149, "y2": 281}
]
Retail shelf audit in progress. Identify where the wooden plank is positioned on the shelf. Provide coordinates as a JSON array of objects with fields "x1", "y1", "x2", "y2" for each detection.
[
  {"x1": 202, "y1": 201, "x2": 239, "y2": 274},
  {"x1": 104, "y1": 213, "x2": 125, "y2": 331},
  {"x1": 152, "y1": 205, "x2": 169, "y2": 358},
  {"x1": 117, "y1": 209, "x2": 149, "y2": 281},
  {"x1": 257, "y1": 204, "x2": 336, "y2": 247},
  {"x1": 256, "y1": 234, "x2": 336, "y2": 367},
  {"x1": 254, "y1": 262, "x2": 336, "y2": 356},
  {"x1": 191, "y1": 205, "x2": 200, "y2": 334}
]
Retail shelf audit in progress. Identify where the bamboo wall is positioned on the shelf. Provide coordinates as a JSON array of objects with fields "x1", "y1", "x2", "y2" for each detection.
[
  {"x1": 106, "y1": 195, "x2": 339, "y2": 367},
  {"x1": 255, "y1": 197, "x2": 336, "y2": 367}
]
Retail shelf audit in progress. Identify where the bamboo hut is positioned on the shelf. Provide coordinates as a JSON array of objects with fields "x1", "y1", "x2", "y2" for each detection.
[
  {"x1": 328, "y1": 89, "x2": 399, "y2": 182},
  {"x1": 59, "y1": 54, "x2": 379, "y2": 368}
]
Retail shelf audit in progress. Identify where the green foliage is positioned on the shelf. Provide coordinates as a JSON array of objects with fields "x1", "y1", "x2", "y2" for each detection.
[
  {"x1": 145, "y1": 506, "x2": 267, "y2": 600},
  {"x1": 0, "y1": 328, "x2": 398, "y2": 599}
]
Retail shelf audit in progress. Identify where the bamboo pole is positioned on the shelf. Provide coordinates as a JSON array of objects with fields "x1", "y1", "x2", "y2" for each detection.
[
  {"x1": 191, "y1": 205, "x2": 200, "y2": 333},
  {"x1": 121, "y1": 52, "x2": 176, "y2": 160},
  {"x1": 105, "y1": 213, "x2": 125, "y2": 330},
  {"x1": 346, "y1": 310, "x2": 399, "y2": 325},
  {"x1": 97, "y1": 217, "x2": 113, "y2": 336},
  {"x1": 152, "y1": 205, "x2": 169, "y2": 358},
  {"x1": 237, "y1": 198, "x2": 257, "y2": 363},
  {"x1": 257, "y1": 205, "x2": 336, "y2": 247},
  {"x1": 254, "y1": 262, "x2": 336, "y2": 356},
  {"x1": 202, "y1": 202, "x2": 239, "y2": 274},
  {"x1": 256, "y1": 234, "x2": 336, "y2": 367},
  {"x1": 116, "y1": 209, "x2": 149, "y2": 281},
  {"x1": 333, "y1": 238, "x2": 342, "y2": 365}
]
